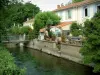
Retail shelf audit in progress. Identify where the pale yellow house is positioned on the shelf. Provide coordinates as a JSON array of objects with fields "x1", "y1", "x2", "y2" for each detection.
[{"x1": 23, "y1": 18, "x2": 34, "y2": 29}]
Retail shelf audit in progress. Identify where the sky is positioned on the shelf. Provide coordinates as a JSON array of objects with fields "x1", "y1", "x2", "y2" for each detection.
[{"x1": 23, "y1": 0, "x2": 71, "y2": 11}]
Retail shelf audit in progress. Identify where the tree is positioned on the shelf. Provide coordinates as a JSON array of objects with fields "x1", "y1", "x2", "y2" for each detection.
[
  {"x1": 0, "y1": 1, "x2": 40, "y2": 42},
  {"x1": 70, "y1": 22, "x2": 82, "y2": 36},
  {"x1": 34, "y1": 11, "x2": 61, "y2": 38},
  {"x1": 80, "y1": 11, "x2": 100, "y2": 73},
  {"x1": 0, "y1": 0, "x2": 22, "y2": 9},
  {"x1": 72, "y1": 0, "x2": 84, "y2": 3},
  {"x1": 5, "y1": 2, "x2": 40, "y2": 26},
  {"x1": 0, "y1": 0, "x2": 17, "y2": 42}
]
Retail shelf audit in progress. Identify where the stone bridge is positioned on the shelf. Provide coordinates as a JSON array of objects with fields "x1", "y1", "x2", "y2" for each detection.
[{"x1": 1, "y1": 35, "x2": 30, "y2": 47}]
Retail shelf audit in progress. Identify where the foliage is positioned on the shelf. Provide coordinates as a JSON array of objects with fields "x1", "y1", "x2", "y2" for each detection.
[
  {"x1": 27, "y1": 31, "x2": 35, "y2": 40},
  {"x1": 0, "y1": 1, "x2": 40, "y2": 42},
  {"x1": 72, "y1": 0, "x2": 84, "y2": 3},
  {"x1": 80, "y1": 11, "x2": 100, "y2": 73},
  {"x1": 0, "y1": 0, "x2": 21, "y2": 9},
  {"x1": 70, "y1": 22, "x2": 82, "y2": 36},
  {"x1": 5, "y1": 2, "x2": 40, "y2": 27},
  {"x1": 34, "y1": 11, "x2": 61, "y2": 38},
  {"x1": 9, "y1": 26, "x2": 33, "y2": 35},
  {"x1": 0, "y1": 46, "x2": 25, "y2": 75},
  {"x1": 46, "y1": 19, "x2": 53, "y2": 25},
  {"x1": 21, "y1": 26, "x2": 33, "y2": 35}
]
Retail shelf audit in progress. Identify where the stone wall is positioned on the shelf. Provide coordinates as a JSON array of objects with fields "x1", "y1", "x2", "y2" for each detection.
[{"x1": 26, "y1": 39, "x2": 82, "y2": 63}]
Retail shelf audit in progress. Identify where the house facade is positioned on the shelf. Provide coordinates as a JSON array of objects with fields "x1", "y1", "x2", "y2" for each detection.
[
  {"x1": 39, "y1": 0, "x2": 100, "y2": 40},
  {"x1": 54, "y1": 0, "x2": 100, "y2": 23},
  {"x1": 23, "y1": 18, "x2": 34, "y2": 29}
]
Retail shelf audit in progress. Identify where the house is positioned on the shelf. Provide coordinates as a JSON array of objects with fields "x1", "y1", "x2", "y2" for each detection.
[
  {"x1": 56, "y1": 21, "x2": 72, "y2": 34},
  {"x1": 39, "y1": 0, "x2": 100, "y2": 40},
  {"x1": 53, "y1": 0, "x2": 100, "y2": 23},
  {"x1": 39, "y1": 21, "x2": 72, "y2": 40},
  {"x1": 23, "y1": 18, "x2": 34, "y2": 29}
]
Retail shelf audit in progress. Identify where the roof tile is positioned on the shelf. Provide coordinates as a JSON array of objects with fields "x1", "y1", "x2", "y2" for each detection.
[{"x1": 54, "y1": 0, "x2": 100, "y2": 12}]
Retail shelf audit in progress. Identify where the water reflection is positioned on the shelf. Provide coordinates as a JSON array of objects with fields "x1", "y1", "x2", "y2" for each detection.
[{"x1": 8, "y1": 47, "x2": 99, "y2": 75}]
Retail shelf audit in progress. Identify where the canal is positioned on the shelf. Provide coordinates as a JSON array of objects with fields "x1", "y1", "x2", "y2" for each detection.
[{"x1": 7, "y1": 47, "x2": 99, "y2": 75}]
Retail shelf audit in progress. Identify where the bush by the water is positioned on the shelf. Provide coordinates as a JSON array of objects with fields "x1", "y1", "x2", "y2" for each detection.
[
  {"x1": 0, "y1": 46, "x2": 25, "y2": 75},
  {"x1": 80, "y1": 11, "x2": 100, "y2": 73}
]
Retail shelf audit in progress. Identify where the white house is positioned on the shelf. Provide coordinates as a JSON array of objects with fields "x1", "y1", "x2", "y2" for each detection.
[
  {"x1": 53, "y1": 0, "x2": 100, "y2": 23},
  {"x1": 23, "y1": 18, "x2": 34, "y2": 29},
  {"x1": 39, "y1": 0, "x2": 100, "y2": 40}
]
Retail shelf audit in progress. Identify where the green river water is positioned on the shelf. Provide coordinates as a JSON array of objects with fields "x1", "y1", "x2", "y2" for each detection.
[{"x1": 7, "y1": 47, "x2": 100, "y2": 75}]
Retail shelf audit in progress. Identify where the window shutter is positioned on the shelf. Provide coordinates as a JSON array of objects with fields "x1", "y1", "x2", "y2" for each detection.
[
  {"x1": 82, "y1": 7, "x2": 84, "y2": 18},
  {"x1": 88, "y1": 7, "x2": 90, "y2": 17}
]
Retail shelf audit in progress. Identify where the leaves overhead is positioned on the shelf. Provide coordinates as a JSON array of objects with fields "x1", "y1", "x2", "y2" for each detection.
[{"x1": 0, "y1": 0, "x2": 40, "y2": 42}]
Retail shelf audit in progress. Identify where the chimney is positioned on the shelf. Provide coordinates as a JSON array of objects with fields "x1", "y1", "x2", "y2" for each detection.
[
  {"x1": 57, "y1": 5, "x2": 60, "y2": 9},
  {"x1": 61, "y1": 3, "x2": 64, "y2": 7}
]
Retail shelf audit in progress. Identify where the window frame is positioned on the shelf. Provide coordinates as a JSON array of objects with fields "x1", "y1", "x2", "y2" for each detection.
[
  {"x1": 97, "y1": 5, "x2": 100, "y2": 11},
  {"x1": 84, "y1": 7, "x2": 88, "y2": 17},
  {"x1": 68, "y1": 9, "x2": 72, "y2": 19}
]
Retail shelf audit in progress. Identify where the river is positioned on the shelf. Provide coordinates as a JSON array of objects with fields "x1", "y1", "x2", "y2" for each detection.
[{"x1": 7, "y1": 47, "x2": 99, "y2": 75}]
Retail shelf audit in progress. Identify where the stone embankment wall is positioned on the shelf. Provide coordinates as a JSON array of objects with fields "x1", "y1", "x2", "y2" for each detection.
[{"x1": 27, "y1": 39, "x2": 82, "y2": 63}]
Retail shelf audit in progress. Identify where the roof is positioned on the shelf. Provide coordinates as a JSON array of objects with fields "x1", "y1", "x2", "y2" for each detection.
[
  {"x1": 56, "y1": 21, "x2": 73, "y2": 28},
  {"x1": 39, "y1": 21, "x2": 73, "y2": 32},
  {"x1": 23, "y1": 18, "x2": 34, "y2": 24},
  {"x1": 40, "y1": 28, "x2": 46, "y2": 32},
  {"x1": 54, "y1": 0, "x2": 100, "y2": 12}
]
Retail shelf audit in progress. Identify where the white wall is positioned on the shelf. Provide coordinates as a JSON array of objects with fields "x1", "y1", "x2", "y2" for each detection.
[
  {"x1": 55, "y1": 2, "x2": 100, "y2": 23},
  {"x1": 23, "y1": 22, "x2": 33, "y2": 29},
  {"x1": 56, "y1": 9, "x2": 76, "y2": 22},
  {"x1": 62, "y1": 24, "x2": 71, "y2": 30},
  {"x1": 39, "y1": 33, "x2": 45, "y2": 40},
  {"x1": 77, "y1": 3, "x2": 98, "y2": 23}
]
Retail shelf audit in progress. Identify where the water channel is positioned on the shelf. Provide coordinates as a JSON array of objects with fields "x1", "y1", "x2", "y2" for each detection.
[{"x1": 7, "y1": 47, "x2": 99, "y2": 75}]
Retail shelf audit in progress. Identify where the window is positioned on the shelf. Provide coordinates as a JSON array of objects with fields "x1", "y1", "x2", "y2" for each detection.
[
  {"x1": 65, "y1": 11, "x2": 68, "y2": 20},
  {"x1": 84, "y1": 8, "x2": 88, "y2": 17},
  {"x1": 68, "y1": 10, "x2": 72, "y2": 19},
  {"x1": 97, "y1": 5, "x2": 100, "y2": 11},
  {"x1": 58, "y1": 12, "x2": 63, "y2": 20},
  {"x1": 59, "y1": 12, "x2": 63, "y2": 18},
  {"x1": 65, "y1": 10, "x2": 72, "y2": 19}
]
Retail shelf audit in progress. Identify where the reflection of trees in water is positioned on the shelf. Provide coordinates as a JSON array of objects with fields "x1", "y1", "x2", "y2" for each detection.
[{"x1": 8, "y1": 47, "x2": 96, "y2": 75}]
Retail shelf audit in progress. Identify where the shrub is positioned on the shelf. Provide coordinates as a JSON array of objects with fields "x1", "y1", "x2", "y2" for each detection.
[
  {"x1": 0, "y1": 46, "x2": 26, "y2": 75},
  {"x1": 34, "y1": 11, "x2": 61, "y2": 38},
  {"x1": 80, "y1": 11, "x2": 100, "y2": 73},
  {"x1": 9, "y1": 26, "x2": 33, "y2": 35},
  {"x1": 70, "y1": 22, "x2": 82, "y2": 36}
]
